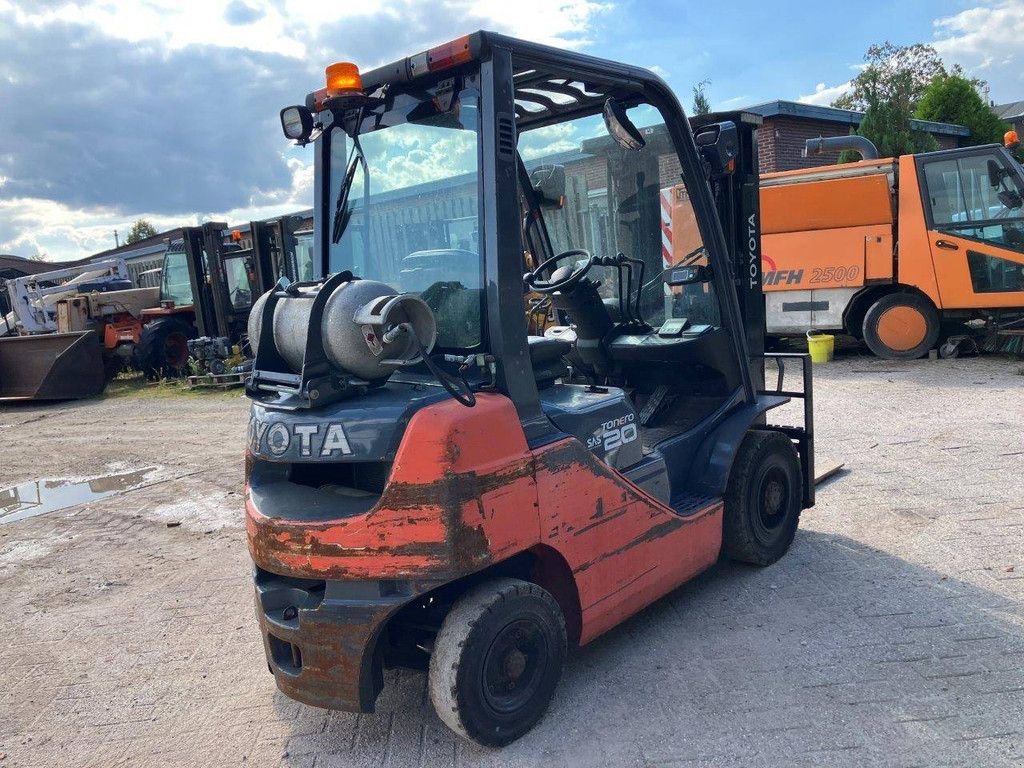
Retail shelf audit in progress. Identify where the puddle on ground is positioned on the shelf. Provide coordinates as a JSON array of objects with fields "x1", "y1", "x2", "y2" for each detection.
[{"x1": 0, "y1": 467, "x2": 160, "y2": 524}]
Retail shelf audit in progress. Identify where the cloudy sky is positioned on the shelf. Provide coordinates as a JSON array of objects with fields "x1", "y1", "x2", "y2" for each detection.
[{"x1": 1, "y1": 0, "x2": 1021, "y2": 260}]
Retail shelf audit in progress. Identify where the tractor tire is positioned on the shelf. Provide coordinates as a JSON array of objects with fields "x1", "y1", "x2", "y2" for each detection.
[
  {"x1": 862, "y1": 293, "x2": 939, "y2": 360},
  {"x1": 429, "y1": 578, "x2": 566, "y2": 747},
  {"x1": 722, "y1": 429, "x2": 802, "y2": 566},
  {"x1": 103, "y1": 353, "x2": 124, "y2": 382},
  {"x1": 136, "y1": 318, "x2": 194, "y2": 380}
]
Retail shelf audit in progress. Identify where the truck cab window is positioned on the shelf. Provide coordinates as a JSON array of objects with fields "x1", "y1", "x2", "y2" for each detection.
[{"x1": 924, "y1": 152, "x2": 1024, "y2": 249}]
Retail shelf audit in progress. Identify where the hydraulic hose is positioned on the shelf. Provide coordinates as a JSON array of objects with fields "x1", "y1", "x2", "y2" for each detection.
[{"x1": 389, "y1": 323, "x2": 476, "y2": 407}]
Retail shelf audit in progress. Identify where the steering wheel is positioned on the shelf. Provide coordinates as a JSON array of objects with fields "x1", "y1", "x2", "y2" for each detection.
[{"x1": 525, "y1": 249, "x2": 594, "y2": 294}]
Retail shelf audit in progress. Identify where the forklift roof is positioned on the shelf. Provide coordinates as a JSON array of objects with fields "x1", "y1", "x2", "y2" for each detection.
[{"x1": 312, "y1": 30, "x2": 670, "y2": 131}]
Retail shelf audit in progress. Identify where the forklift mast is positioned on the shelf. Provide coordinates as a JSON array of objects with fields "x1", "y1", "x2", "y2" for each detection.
[
  {"x1": 691, "y1": 111, "x2": 765, "y2": 387},
  {"x1": 249, "y1": 215, "x2": 304, "y2": 290},
  {"x1": 179, "y1": 222, "x2": 230, "y2": 338}
]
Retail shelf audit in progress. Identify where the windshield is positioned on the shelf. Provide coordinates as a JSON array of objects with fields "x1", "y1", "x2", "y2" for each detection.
[
  {"x1": 223, "y1": 255, "x2": 253, "y2": 309},
  {"x1": 161, "y1": 248, "x2": 194, "y2": 305},
  {"x1": 324, "y1": 75, "x2": 482, "y2": 348},
  {"x1": 295, "y1": 230, "x2": 315, "y2": 282}
]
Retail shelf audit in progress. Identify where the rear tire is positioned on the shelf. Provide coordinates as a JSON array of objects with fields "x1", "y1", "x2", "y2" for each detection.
[
  {"x1": 722, "y1": 430, "x2": 802, "y2": 566},
  {"x1": 862, "y1": 293, "x2": 939, "y2": 360},
  {"x1": 429, "y1": 578, "x2": 566, "y2": 747},
  {"x1": 135, "y1": 317, "x2": 194, "y2": 380}
]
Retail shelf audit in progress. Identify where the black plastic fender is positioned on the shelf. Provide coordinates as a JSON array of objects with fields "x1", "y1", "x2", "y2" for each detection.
[{"x1": 683, "y1": 393, "x2": 788, "y2": 501}]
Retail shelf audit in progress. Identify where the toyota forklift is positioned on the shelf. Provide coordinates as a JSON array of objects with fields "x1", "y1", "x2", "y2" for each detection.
[{"x1": 244, "y1": 32, "x2": 814, "y2": 747}]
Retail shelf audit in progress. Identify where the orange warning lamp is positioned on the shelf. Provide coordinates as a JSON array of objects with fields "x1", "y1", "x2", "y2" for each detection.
[
  {"x1": 231, "y1": 230, "x2": 243, "y2": 242},
  {"x1": 1005, "y1": 130, "x2": 1020, "y2": 149},
  {"x1": 326, "y1": 62, "x2": 363, "y2": 95}
]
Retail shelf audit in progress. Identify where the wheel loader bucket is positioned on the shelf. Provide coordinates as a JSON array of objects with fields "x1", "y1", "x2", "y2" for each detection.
[{"x1": 0, "y1": 331, "x2": 107, "y2": 402}]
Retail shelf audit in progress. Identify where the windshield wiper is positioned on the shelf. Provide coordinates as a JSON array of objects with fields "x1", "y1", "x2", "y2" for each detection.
[
  {"x1": 332, "y1": 125, "x2": 367, "y2": 245},
  {"x1": 331, "y1": 152, "x2": 360, "y2": 244}
]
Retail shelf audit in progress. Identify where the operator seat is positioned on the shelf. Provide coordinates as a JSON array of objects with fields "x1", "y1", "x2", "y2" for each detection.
[{"x1": 527, "y1": 335, "x2": 572, "y2": 388}]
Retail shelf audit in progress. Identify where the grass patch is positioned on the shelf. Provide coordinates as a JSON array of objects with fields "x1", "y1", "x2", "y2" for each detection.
[{"x1": 104, "y1": 372, "x2": 243, "y2": 400}]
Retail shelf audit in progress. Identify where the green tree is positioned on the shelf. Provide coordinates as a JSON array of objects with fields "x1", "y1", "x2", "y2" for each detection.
[
  {"x1": 915, "y1": 73, "x2": 1008, "y2": 146},
  {"x1": 692, "y1": 79, "x2": 711, "y2": 116},
  {"x1": 833, "y1": 41, "x2": 947, "y2": 112},
  {"x1": 845, "y1": 93, "x2": 939, "y2": 160},
  {"x1": 834, "y1": 43, "x2": 940, "y2": 161},
  {"x1": 125, "y1": 219, "x2": 157, "y2": 245}
]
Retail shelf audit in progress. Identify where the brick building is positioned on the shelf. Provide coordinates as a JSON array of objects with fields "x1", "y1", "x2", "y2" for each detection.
[{"x1": 744, "y1": 100, "x2": 969, "y2": 173}]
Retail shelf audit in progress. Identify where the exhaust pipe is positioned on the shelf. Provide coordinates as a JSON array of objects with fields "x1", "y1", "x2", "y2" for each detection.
[{"x1": 803, "y1": 135, "x2": 880, "y2": 160}]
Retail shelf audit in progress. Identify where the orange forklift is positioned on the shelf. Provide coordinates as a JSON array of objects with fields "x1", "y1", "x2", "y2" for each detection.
[{"x1": 244, "y1": 32, "x2": 814, "y2": 746}]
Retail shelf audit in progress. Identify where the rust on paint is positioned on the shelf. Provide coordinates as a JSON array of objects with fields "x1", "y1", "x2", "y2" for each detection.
[
  {"x1": 573, "y1": 515, "x2": 688, "y2": 574},
  {"x1": 572, "y1": 506, "x2": 628, "y2": 537},
  {"x1": 260, "y1": 600, "x2": 396, "y2": 712},
  {"x1": 248, "y1": 394, "x2": 538, "y2": 582},
  {"x1": 248, "y1": 390, "x2": 729, "y2": 673}
]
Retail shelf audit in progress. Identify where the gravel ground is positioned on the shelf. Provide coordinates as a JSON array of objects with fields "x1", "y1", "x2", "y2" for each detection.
[{"x1": 0, "y1": 356, "x2": 1022, "y2": 767}]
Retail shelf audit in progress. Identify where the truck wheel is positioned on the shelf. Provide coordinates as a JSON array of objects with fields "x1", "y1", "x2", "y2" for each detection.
[
  {"x1": 722, "y1": 430, "x2": 802, "y2": 566},
  {"x1": 136, "y1": 318, "x2": 193, "y2": 380},
  {"x1": 862, "y1": 293, "x2": 939, "y2": 359},
  {"x1": 429, "y1": 578, "x2": 566, "y2": 747}
]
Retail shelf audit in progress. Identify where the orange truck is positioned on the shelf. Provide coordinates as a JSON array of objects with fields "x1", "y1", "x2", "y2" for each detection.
[{"x1": 756, "y1": 137, "x2": 1024, "y2": 358}]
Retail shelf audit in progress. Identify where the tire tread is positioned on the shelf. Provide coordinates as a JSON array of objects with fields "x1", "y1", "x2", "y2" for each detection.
[
  {"x1": 428, "y1": 578, "x2": 565, "y2": 746},
  {"x1": 722, "y1": 429, "x2": 802, "y2": 566}
]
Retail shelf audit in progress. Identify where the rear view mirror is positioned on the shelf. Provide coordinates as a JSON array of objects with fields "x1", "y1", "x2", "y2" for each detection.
[
  {"x1": 603, "y1": 98, "x2": 645, "y2": 151},
  {"x1": 693, "y1": 121, "x2": 739, "y2": 176},
  {"x1": 664, "y1": 264, "x2": 710, "y2": 286},
  {"x1": 531, "y1": 164, "x2": 566, "y2": 208},
  {"x1": 988, "y1": 158, "x2": 1006, "y2": 188},
  {"x1": 280, "y1": 105, "x2": 314, "y2": 144}
]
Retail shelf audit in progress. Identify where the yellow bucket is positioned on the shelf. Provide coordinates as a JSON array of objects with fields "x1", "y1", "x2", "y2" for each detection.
[{"x1": 806, "y1": 330, "x2": 835, "y2": 364}]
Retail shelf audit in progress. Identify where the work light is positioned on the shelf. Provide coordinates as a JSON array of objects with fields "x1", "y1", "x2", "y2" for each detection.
[{"x1": 280, "y1": 106, "x2": 314, "y2": 143}]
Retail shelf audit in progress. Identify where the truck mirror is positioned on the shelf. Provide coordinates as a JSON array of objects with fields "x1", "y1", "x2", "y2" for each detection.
[
  {"x1": 531, "y1": 164, "x2": 566, "y2": 208},
  {"x1": 693, "y1": 121, "x2": 739, "y2": 177},
  {"x1": 603, "y1": 98, "x2": 646, "y2": 151},
  {"x1": 998, "y1": 189, "x2": 1023, "y2": 210},
  {"x1": 664, "y1": 264, "x2": 710, "y2": 286}
]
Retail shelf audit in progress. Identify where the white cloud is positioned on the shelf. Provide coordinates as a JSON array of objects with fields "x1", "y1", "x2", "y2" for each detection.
[
  {"x1": 0, "y1": 0, "x2": 609, "y2": 60},
  {"x1": 931, "y1": 1, "x2": 1024, "y2": 101},
  {"x1": 0, "y1": 0, "x2": 613, "y2": 260},
  {"x1": 718, "y1": 95, "x2": 750, "y2": 108},
  {"x1": 0, "y1": 0, "x2": 610, "y2": 262},
  {"x1": 0, "y1": 154, "x2": 315, "y2": 259},
  {"x1": 797, "y1": 81, "x2": 851, "y2": 106}
]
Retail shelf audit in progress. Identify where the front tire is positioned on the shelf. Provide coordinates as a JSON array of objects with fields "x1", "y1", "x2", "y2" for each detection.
[
  {"x1": 862, "y1": 292, "x2": 939, "y2": 359},
  {"x1": 722, "y1": 430, "x2": 802, "y2": 566},
  {"x1": 135, "y1": 317, "x2": 194, "y2": 380},
  {"x1": 429, "y1": 578, "x2": 566, "y2": 747}
]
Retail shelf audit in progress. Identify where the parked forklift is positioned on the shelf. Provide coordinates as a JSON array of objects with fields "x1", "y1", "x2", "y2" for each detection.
[
  {"x1": 137, "y1": 217, "x2": 316, "y2": 378},
  {"x1": 243, "y1": 33, "x2": 814, "y2": 747},
  {"x1": 248, "y1": 214, "x2": 315, "y2": 286}
]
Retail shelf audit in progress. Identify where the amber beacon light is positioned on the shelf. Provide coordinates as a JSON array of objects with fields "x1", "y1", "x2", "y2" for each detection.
[{"x1": 325, "y1": 62, "x2": 363, "y2": 95}]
